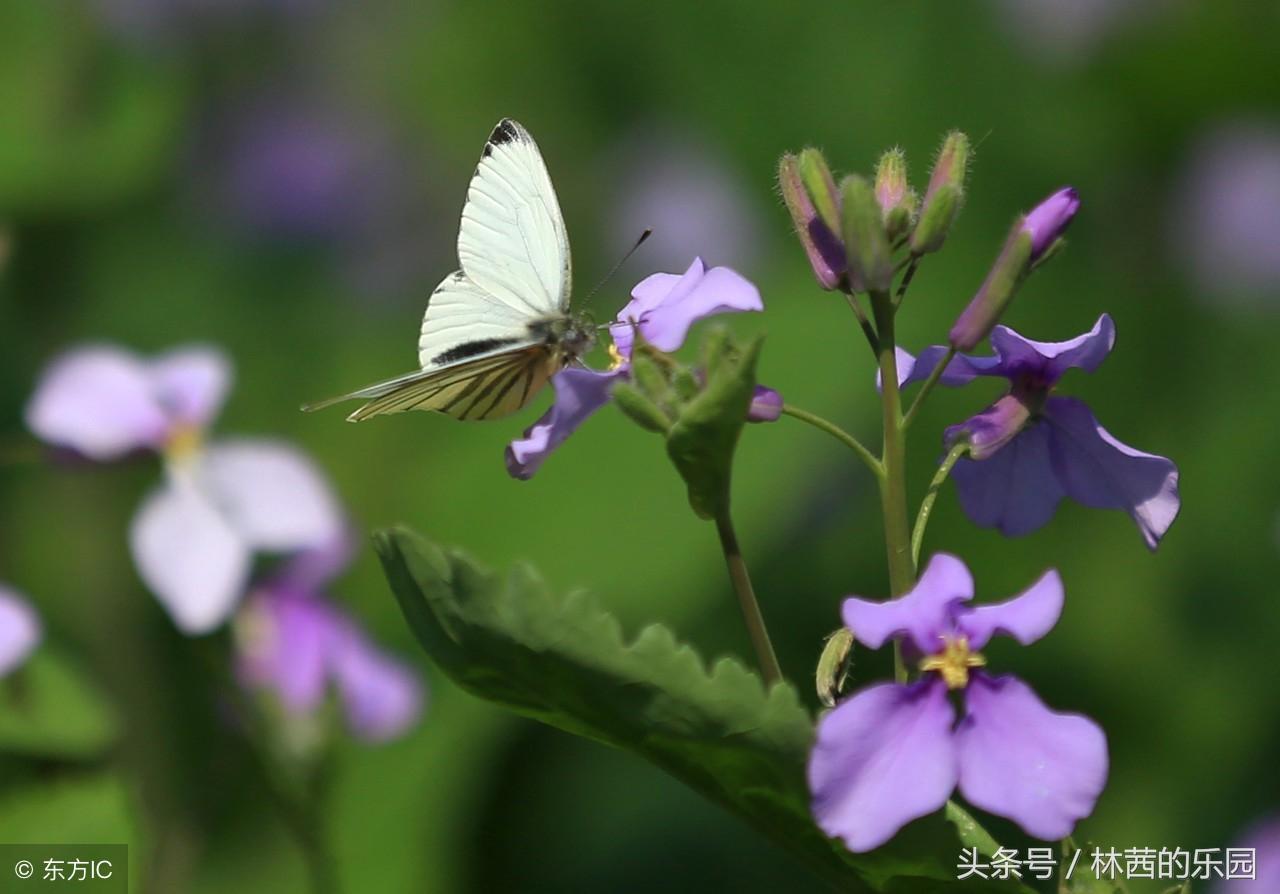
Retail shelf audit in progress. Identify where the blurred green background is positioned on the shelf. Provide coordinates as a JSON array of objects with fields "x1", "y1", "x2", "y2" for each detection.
[{"x1": 2, "y1": 0, "x2": 1279, "y2": 891}]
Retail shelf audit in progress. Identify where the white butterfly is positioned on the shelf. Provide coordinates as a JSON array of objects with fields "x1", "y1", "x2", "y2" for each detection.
[{"x1": 305, "y1": 118, "x2": 595, "y2": 422}]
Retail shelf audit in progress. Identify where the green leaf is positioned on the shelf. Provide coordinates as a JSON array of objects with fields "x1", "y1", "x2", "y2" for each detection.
[
  {"x1": 0, "y1": 649, "x2": 118, "y2": 759},
  {"x1": 375, "y1": 527, "x2": 1032, "y2": 893},
  {"x1": 665, "y1": 330, "x2": 762, "y2": 520},
  {"x1": 944, "y1": 801, "x2": 1001, "y2": 858}
]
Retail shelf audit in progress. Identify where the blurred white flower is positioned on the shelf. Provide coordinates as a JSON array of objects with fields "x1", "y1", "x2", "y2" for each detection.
[{"x1": 0, "y1": 586, "x2": 41, "y2": 677}]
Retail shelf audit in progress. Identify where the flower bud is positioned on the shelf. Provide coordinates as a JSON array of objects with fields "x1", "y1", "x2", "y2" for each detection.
[
  {"x1": 815, "y1": 627, "x2": 854, "y2": 708},
  {"x1": 840, "y1": 174, "x2": 893, "y2": 293},
  {"x1": 779, "y1": 151, "x2": 845, "y2": 290},
  {"x1": 1023, "y1": 186, "x2": 1079, "y2": 261},
  {"x1": 875, "y1": 148, "x2": 916, "y2": 242},
  {"x1": 948, "y1": 219, "x2": 1033, "y2": 351},
  {"x1": 948, "y1": 187, "x2": 1081, "y2": 350},
  {"x1": 613, "y1": 381, "x2": 673, "y2": 435},
  {"x1": 944, "y1": 393, "x2": 1032, "y2": 460},
  {"x1": 747, "y1": 385, "x2": 782, "y2": 423},
  {"x1": 910, "y1": 131, "x2": 969, "y2": 255}
]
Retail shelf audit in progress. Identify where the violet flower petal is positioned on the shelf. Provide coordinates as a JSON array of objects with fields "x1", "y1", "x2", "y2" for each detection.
[
  {"x1": 988, "y1": 313, "x2": 1115, "y2": 383},
  {"x1": 201, "y1": 439, "x2": 344, "y2": 551},
  {"x1": 505, "y1": 367, "x2": 619, "y2": 480},
  {"x1": 1023, "y1": 187, "x2": 1080, "y2": 260},
  {"x1": 25, "y1": 345, "x2": 172, "y2": 460},
  {"x1": 1216, "y1": 816, "x2": 1280, "y2": 894},
  {"x1": 130, "y1": 474, "x2": 251, "y2": 634},
  {"x1": 808, "y1": 679, "x2": 957, "y2": 853},
  {"x1": 150, "y1": 346, "x2": 232, "y2": 429},
  {"x1": 1043, "y1": 396, "x2": 1180, "y2": 550},
  {"x1": 891, "y1": 345, "x2": 1003, "y2": 390},
  {"x1": 238, "y1": 592, "x2": 331, "y2": 711},
  {"x1": 842, "y1": 553, "x2": 973, "y2": 653},
  {"x1": 331, "y1": 630, "x2": 425, "y2": 743},
  {"x1": 956, "y1": 673, "x2": 1108, "y2": 841},
  {"x1": 270, "y1": 527, "x2": 356, "y2": 597},
  {"x1": 610, "y1": 258, "x2": 762, "y2": 357},
  {"x1": 958, "y1": 569, "x2": 1064, "y2": 650},
  {"x1": 0, "y1": 586, "x2": 41, "y2": 677},
  {"x1": 951, "y1": 422, "x2": 1066, "y2": 536}
]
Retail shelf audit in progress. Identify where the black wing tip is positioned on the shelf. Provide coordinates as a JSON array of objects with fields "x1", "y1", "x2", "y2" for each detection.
[{"x1": 483, "y1": 119, "x2": 523, "y2": 156}]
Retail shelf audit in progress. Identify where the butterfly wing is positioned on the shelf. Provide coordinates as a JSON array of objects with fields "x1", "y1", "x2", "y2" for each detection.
[{"x1": 307, "y1": 345, "x2": 560, "y2": 423}]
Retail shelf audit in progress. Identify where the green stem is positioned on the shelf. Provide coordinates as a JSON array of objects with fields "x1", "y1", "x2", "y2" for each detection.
[
  {"x1": 779, "y1": 404, "x2": 883, "y2": 479},
  {"x1": 840, "y1": 289, "x2": 880, "y2": 354},
  {"x1": 902, "y1": 345, "x2": 957, "y2": 431},
  {"x1": 714, "y1": 511, "x2": 782, "y2": 687},
  {"x1": 911, "y1": 440, "x2": 969, "y2": 567},
  {"x1": 892, "y1": 256, "x2": 920, "y2": 309},
  {"x1": 870, "y1": 290, "x2": 914, "y2": 684}
]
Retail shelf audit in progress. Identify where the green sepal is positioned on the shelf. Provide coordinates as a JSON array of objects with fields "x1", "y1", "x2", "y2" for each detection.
[
  {"x1": 613, "y1": 381, "x2": 672, "y2": 435},
  {"x1": 840, "y1": 174, "x2": 893, "y2": 293},
  {"x1": 798, "y1": 147, "x2": 841, "y2": 236},
  {"x1": 815, "y1": 627, "x2": 854, "y2": 708},
  {"x1": 910, "y1": 183, "x2": 960, "y2": 255},
  {"x1": 665, "y1": 329, "x2": 762, "y2": 520}
]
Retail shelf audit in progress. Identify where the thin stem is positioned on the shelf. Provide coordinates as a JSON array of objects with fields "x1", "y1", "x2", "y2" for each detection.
[
  {"x1": 911, "y1": 440, "x2": 969, "y2": 567},
  {"x1": 715, "y1": 511, "x2": 782, "y2": 687},
  {"x1": 902, "y1": 345, "x2": 957, "y2": 431},
  {"x1": 780, "y1": 405, "x2": 883, "y2": 479},
  {"x1": 870, "y1": 292, "x2": 914, "y2": 598},
  {"x1": 892, "y1": 256, "x2": 920, "y2": 309},
  {"x1": 840, "y1": 289, "x2": 880, "y2": 355}
]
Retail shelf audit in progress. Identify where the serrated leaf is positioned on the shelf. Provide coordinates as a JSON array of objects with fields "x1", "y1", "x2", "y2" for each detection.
[
  {"x1": 0, "y1": 650, "x2": 118, "y2": 759},
  {"x1": 376, "y1": 527, "x2": 1032, "y2": 893}
]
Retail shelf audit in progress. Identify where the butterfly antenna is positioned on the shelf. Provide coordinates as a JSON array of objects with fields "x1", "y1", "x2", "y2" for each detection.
[{"x1": 584, "y1": 228, "x2": 652, "y2": 305}]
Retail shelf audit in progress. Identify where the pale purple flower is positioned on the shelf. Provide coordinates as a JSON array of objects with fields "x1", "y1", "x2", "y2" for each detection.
[
  {"x1": 0, "y1": 586, "x2": 41, "y2": 677},
  {"x1": 26, "y1": 344, "x2": 343, "y2": 633},
  {"x1": 605, "y1": 130, "x2": 763, "y2": 275},
  {"x1": 235, "y1": 534, "x2": 424, "y2": 743},
  {"x1": 1216, "y1": 816, "x2": 1280, "y2": 893},
  {"x1": 1023, "y1": 187, "x2": 1080, "y2": 260},
  {"x1": 505, "y1": 258, "x2": 764, "y2": 479},
  {"x1": 1172, "y1": 121, "x2": 1280, "y2": 309},
  {"x1": 809, "y1": 554, "x2": 1107, "y2": 852},
  {"x1": 992, "y1": 0, "x2": 1168, "y2": 65},
  {"x1": 897, "y1": 315, "x2": 1180, "y2": 549}
]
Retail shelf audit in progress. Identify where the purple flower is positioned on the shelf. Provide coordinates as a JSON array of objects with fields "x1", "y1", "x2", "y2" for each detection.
[
  {"x1": 26, "y1": 344, "x2": 343, "y2": 633},
  {"x1": 0, "y1": 586, "x2": 41, "y2": 677},
  {"x1": 1216, "y1": 816, "x2": 1280, "y2": 893},
  {"x1": 1023, "y1": 187, "x2": 1080, "y2": 260},
  {"x1": 898, "y1": 315, "x2": 1180, "y2": 549},
  {"x1": 235, "y1": 534, "x2": 424, "y2": 743},
  {"x1": 505, "y1": 258, "x2": 764, "y2": 479},
  {"x1": 809, "y1": 554, "x2": 1107, "y2": 852}
]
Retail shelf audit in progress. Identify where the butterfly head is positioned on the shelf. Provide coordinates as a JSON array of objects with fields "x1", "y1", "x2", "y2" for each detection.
[{"x1": 534, "y1": 313, "x2": 597, "y2": 363}]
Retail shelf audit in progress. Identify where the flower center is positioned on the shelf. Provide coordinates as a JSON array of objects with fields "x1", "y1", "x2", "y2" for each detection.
[
  {"x1": 164, "y1": 423, "x2": 204, "y2": 466},
  {"x1": 919, "y1": 635, "x2": 986, "y2": 690},
  {"x1": 606, "y1": 342, "x2": 626, "y2": 371}
]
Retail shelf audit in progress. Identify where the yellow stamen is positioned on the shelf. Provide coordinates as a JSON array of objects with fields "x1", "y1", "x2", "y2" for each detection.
[
  {"x1": 919, "y1": 635, "x2": 986, "y2": 690},
  {"x1": 165, "y1": 423, "x2": 204, "y2": 465},
  {"x1": 607, "y1": 342, "x2": 626, "y2": 371}
]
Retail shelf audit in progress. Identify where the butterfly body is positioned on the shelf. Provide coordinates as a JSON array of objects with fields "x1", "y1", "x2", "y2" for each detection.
[{"x1": 305, "y1": 119, "x2": 590, "y2": 422}]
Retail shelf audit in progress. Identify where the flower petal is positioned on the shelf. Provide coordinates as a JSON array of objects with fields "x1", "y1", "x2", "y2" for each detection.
[
  {"x1": 958, "y1": 569, "x2": 1064, "y2": 650},
  {"x1": 951, "y1": 422, "x2": 1066, "y2": 537},
  {"x1": 1043, "y1": 397, "x2": 1180, "y2": 550},
  {"x1": 747, "y1": 385, "x2": 783, "y2": 423},
  {"x1": 269, "y1": 527, "x2": 356, "y2": 597},
  {"x1": 130, "y1": 475, "x2": 251, "y2": 633},
  {"x1": 331, "y1": 630, "x2": 424, "y2": 742},
  {"x1": 956, "y1": 673, "x2": 1108, "y2": 841},
  {"x1": 988, "y1": 314, "x2": 1115, "y2": 383},
  {"x1": 610, "y1": 258, "x2": 762, "y2": 357},
  {"x1": 842, "y1": 553, "x2": 973, "y2": 653},
  {"x1": 808, "y1": 679, "x2": 957, "y2": 853},
  {"x1": 237, "y1": 592, "x2": 332, "y2": 711},
  {"x1": 889, "y1": 345, "x2": 1002, "y2": 390},
  {"x1": 505, "y1": 367, "x2": 619, "y2": 480},
  {"x1": 25, "y1": 345, "x2": 171, "y2": 460},
  {"x1": 150, "y1": 346, "x2": 232, "y2": 428},
  {"x1": 0, "y1": 586, "x2": 41, "y2": 677},
  {"x1": 201, "y1": 439, "x2": 344, "y2": 551}
]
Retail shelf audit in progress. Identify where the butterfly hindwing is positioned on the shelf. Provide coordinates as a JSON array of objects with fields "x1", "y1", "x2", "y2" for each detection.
[{"x1": 417, "y1": 269, "x2": 537, "y2": 370}]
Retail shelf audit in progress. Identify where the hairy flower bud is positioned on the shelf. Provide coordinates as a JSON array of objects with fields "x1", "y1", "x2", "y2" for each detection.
[
  {"x1": 875, "y1": 148, "x2": 916, "y2": 242},
  {"x1": 949, "y1": 187, "x2": 1081, "y2": 350},
  {"x1": 910, "y1": 131, "x2": 969, "y2": 255},
  {"x1": 779, "y1": 151, "x2": 845, "y2": 289},
  {"x1": 840, "y1": 175, "x2": 893, "y2": 293}
]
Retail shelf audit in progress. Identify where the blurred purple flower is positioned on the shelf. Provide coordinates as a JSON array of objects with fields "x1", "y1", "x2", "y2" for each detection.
[
  {"x1": 992, "y1": 0, "x2": 1167, "y2": 64},
  {"x1": 605, "y1": 129, "x2": 763, "y2": 274},
  {"x1": 1173, "y1": 121, "x2": 1280, "y2": 309},
  {"x1": 1216, "y1": 816, "x2": 1280, "y2": 893},
  {"x1": 809, "y1": 554, "x2": 1107, "y2": 852},
  {"x1": 505, "y1": 258, "x2": 763, "y2": 479},
  {"x1": 0, "y1": 586, "x2": 41, "y2": 677},
  {"x1": 26, "y1": 344, "x2": 342, "y2": 633},
  {"x1": 897, "y1": 315, "x2": 1180, "y2": 549},
  {"x1": 93, "y1": 0, "x2": 323, "y2": 44},
  {"x1": 235, "y1": 534, "x2": 424, "y2": 743}
]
